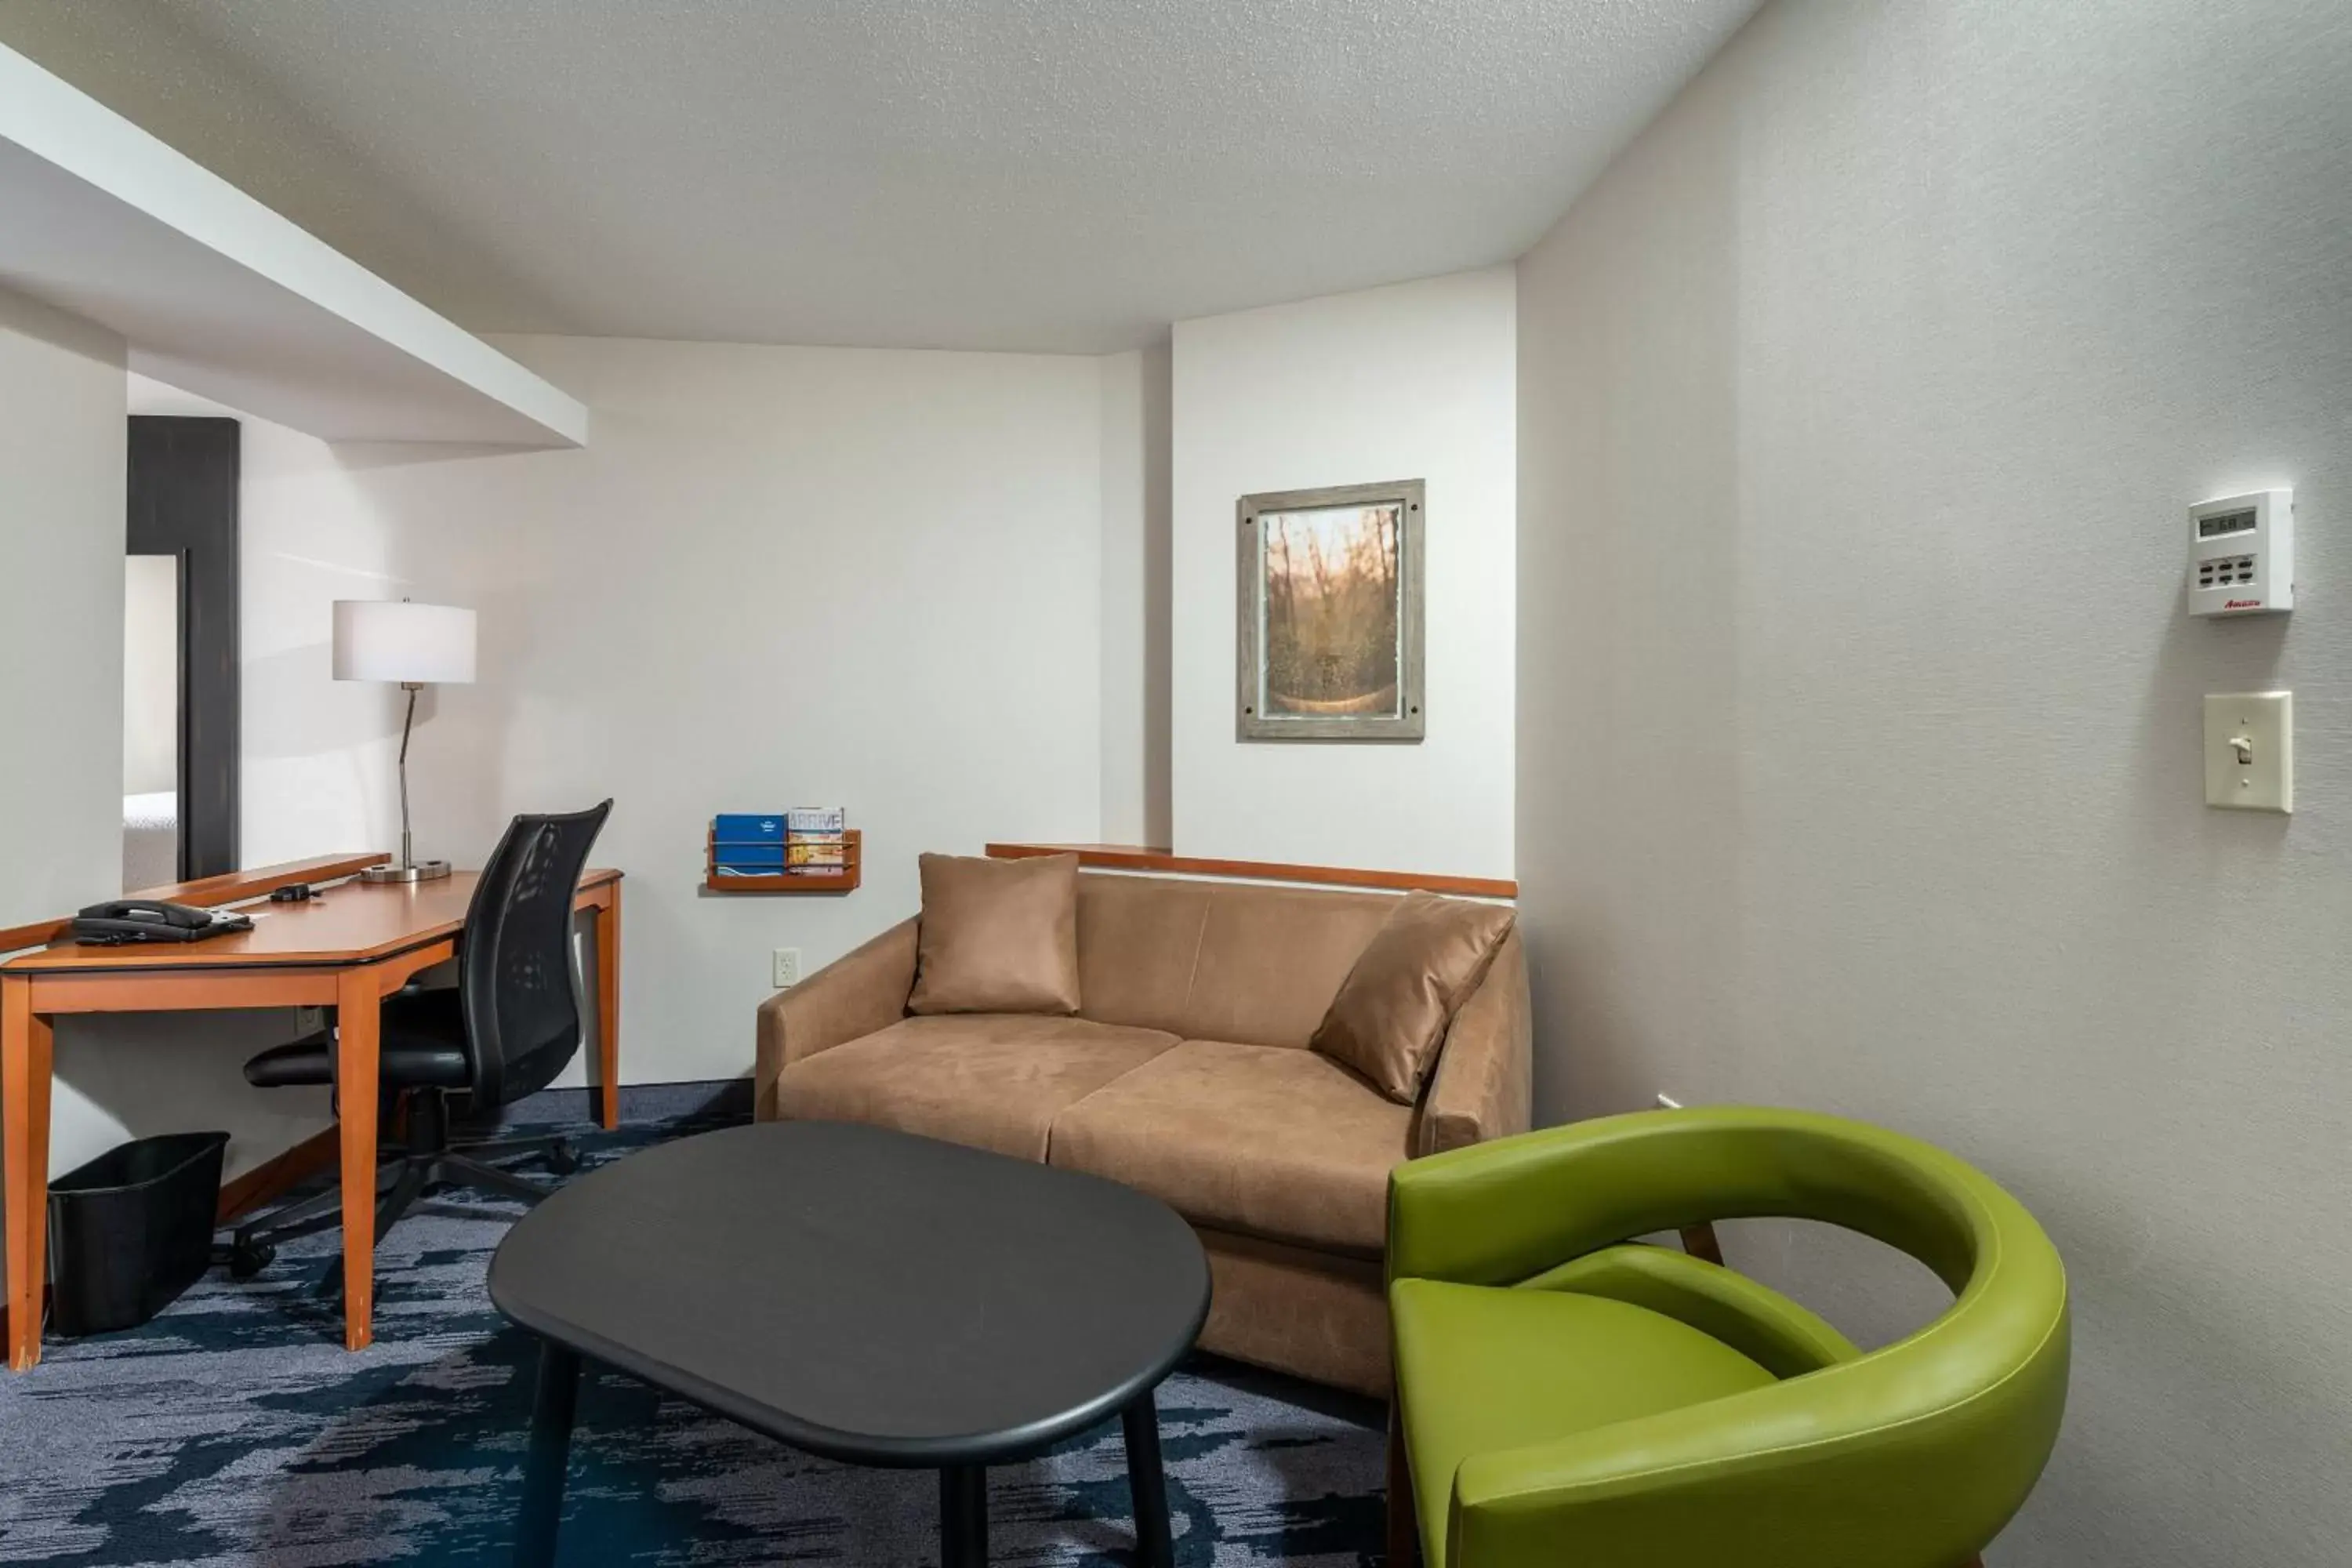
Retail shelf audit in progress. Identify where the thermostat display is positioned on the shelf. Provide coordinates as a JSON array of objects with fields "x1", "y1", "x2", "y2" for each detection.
[{"x1": 2189, "y1": 489, "x2": 2292, "y2": 616}]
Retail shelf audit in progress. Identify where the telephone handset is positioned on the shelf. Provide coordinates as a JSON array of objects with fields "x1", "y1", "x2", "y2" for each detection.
[{"x1": 71, "y1": 899, "x2": 254, "y2": 946}]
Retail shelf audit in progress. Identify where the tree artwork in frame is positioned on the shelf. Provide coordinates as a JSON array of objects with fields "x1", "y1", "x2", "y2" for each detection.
[{"x1": 1236, "y1": 479, "x2": 1425, "y2": 742}]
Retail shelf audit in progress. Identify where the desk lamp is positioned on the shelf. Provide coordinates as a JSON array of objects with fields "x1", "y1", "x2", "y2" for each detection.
[{"x1": 332, "y1": 598, "x2": 477, "y2": 884}]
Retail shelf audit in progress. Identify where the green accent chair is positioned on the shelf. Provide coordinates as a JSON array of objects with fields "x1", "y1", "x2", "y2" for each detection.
[{"x1": 1387, "y1": 1107, "x2": 2068, "y2": 1568}]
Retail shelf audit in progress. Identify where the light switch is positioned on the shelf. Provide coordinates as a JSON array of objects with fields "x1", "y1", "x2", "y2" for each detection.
[{"x1": 2204, "y1": 691, "x2": 2292, "y2": 813}]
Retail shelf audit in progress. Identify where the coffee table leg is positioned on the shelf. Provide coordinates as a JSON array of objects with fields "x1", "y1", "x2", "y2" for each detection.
[
  {"x1": 516, "y1": 1341, "x2": 581, "y2": 1568},
  {"x1": 1123, "y1": 1388, "x2": 1173, "y2": 1568},
  {"x1": 939, "y1": 1464, "x2": 989, "y2": 1568}
]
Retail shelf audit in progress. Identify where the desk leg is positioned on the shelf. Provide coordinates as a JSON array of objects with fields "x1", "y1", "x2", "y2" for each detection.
[
  {"x1": 594, "y1": 886, "x2": 620, "y2": 1132},
  {"x1": 2, "y1": 978, "x2": 53, "y2": 1372},
  {"x1": 336, "y1": 967, "x2": 381, "y2": 1351}
]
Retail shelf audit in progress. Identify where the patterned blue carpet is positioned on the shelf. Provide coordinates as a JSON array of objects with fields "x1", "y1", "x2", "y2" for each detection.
[{"x1": 0, "y1": 1110, "x2": 1385, "y2": 1566}]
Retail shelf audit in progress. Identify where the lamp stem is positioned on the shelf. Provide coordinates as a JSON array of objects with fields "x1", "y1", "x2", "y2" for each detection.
[
  {"x1": 360, "y1": 680, "x2": 448, "y2": 884},
  {"x1": 397, "y1": 681, "x2": 418, "y2": 869}
]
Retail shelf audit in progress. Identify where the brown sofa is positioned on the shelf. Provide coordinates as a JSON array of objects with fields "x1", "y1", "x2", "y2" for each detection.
[{"x1": 753, "y1": 871, "x2": 1531, "y2": 1396}]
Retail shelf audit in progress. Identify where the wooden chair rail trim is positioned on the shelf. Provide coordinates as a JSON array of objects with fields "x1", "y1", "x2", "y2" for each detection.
[
  {"x1": 0, "y1": 918, "x2": 64, "y2": 956},
  {"x1": 136, "y1": 852, "x2": 395, "y2": 909},
  {"x1": 0, "y1": 852, "x2": 393, "y2": 955},
  {"x1": 217, "y1": 1125, "x2": 341, "y2": 1225},
  {"x1": 983, "y1": 843, "x2": 1516, "y2": 900}
]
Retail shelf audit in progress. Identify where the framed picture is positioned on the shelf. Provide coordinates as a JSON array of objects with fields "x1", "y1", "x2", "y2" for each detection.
[{"x1": 1236, "y1": 478, "x2": 1425, "y2": 742}]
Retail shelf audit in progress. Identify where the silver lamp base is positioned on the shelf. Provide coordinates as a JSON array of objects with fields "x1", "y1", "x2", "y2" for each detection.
[{"x1": 360, "y1": 859, "x2": 453, "y2": 884}]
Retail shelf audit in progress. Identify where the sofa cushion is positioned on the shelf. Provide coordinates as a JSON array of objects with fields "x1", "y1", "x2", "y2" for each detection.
[
  {"x1": 1047, "y1": 1038, "x2": 1413, "y2": 1256},
  {"x1": 1311, "y1": 891, "x2": 1515, "y2": 1103},
  {"x1": 1178, "y1": 884, "x2": 1401, "y2": 1047},
  {"x1": 909, "y1": 851, "x2": 1081, "y2": 1016},
  {"x1": 776, "y1": 1014, "x2": 1176, "y2": 1162},
  {"x1": 1072, "y1": 873, "x2": 1214, "y2": 1036}
]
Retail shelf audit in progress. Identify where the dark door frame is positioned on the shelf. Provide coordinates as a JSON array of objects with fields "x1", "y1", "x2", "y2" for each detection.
[{"x1": 126, "y1": 416, "x2": 240, "y2": 882}]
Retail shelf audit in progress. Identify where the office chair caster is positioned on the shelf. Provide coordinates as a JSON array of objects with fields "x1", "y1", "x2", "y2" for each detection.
[
  {"x1": 226, "y1": 1239, "x2": 277, "y2": 1281},
  {"x1": 543, "y1": 1140, "x2": 583, "y2": 1177}
]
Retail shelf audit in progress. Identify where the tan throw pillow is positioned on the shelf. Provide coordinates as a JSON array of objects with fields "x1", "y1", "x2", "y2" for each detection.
[
  {"x1": 1311, "y1": 891, "x2": 1515, "y2": 1104},
  {"x1": 907, "y1": 852, "x2": 1083, "y2": 1016}
]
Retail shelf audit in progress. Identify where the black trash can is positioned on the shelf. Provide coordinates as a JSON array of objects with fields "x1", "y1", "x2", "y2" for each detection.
[{"x1": 46, "y1": 1131, "x2": 230, "y2": 1338}]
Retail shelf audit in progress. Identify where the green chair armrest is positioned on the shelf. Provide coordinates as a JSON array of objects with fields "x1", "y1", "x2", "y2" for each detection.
[
  {"x1": 1519, "y1": 1245, "x2": 1860, "y2": 1380},
  {"x1": 1388, "y1": 1108, "x2": 1984, "y2": 1290}
]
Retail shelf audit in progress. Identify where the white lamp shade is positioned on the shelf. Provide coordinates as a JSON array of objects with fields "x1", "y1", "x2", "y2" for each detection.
[{"x1": 332, "y1": 600, "x2": 477, "y2": 684}]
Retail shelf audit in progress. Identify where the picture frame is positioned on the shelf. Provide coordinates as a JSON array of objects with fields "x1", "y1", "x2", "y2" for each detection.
[{"x1": 1236, "y1": 478, "x2": 1425, "y2": 742}]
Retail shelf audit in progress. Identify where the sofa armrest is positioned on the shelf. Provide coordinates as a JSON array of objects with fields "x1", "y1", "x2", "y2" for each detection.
[
  {"x1": 753, "y1": 916, "x2": 918, "y2": 1120},
  {"x1": 1414, "y1": 927, "x2": 1532, "y2": 1157}
]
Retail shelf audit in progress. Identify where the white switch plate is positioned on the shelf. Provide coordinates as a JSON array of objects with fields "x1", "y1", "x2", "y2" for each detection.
[
  {"x1": 771, "y1": 947, "x2": 801, "y2": 988},
  {"x1": 2204, "y1": 691, "x2": 2292, "y2": 813}
]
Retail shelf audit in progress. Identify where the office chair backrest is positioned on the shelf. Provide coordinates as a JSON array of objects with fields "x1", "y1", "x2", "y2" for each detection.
[{"x1": 458, "y1": 800, "x2": 613, "y2": 1109}]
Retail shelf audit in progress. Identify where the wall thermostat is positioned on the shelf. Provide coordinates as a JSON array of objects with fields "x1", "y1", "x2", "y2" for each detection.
[{"x1": 2189, "y1": 488, "x2": 2292, "y2": 615}]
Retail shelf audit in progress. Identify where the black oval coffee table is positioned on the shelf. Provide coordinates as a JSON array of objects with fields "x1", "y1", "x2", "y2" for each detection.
[{"x1": 487, "y1": 1120, "x2": 1211, "y2": 1567}]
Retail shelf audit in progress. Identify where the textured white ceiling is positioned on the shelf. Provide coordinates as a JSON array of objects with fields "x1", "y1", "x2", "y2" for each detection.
[{"x1": 0, "y1": 0, "x2": 1759, "y2": 352}]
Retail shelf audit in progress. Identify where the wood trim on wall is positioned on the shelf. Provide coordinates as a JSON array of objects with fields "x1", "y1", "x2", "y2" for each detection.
[
  {"x1": 984, "y1": 842, "x2": 1516, "y2": 899},
  {"x1": 0, "y1": 852, "x2": 390, "y2": 956},
  {"x1": 216, "y1": 1124, "x2": 340, "y2": 1224},
  {"x1": 0, "y1": 919, "x2": 64, "y2": 957},
  {"x1": 131, "y1": 853, "x2": 393, "y2": 909}
]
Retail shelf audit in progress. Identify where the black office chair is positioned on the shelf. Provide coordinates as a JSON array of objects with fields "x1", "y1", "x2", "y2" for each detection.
[{"x1": 227, "y1": 800, "x2": 613, "y2": 1281}]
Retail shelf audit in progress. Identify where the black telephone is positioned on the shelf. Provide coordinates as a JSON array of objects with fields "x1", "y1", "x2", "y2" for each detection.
[{"x1": 71, "y1": 899, "x2": 254, "y2": 946}]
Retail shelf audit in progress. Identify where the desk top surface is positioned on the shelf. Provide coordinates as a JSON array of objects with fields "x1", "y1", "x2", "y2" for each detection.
[{"x1": 1, "y1": 867, "x2": 620, "y2": 975}]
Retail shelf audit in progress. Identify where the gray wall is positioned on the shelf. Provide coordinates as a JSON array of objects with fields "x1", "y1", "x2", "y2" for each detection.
[
  {"x1": 0, "y1": 286, "x2": 131, "y2": 1294},
  {"x1": 1099, "y1": 342, "x2": 1174, "y2": 850},
  {"x1": 0, "y1": 287, "x2": 125, "y2": 927},
  {"x1": 1515, "y1": 2, "x2": 2352, "y2": 1565}
]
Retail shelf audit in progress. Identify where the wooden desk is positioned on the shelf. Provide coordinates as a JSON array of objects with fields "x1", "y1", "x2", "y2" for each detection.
[{"x1": 2, "y1": 862, "x2": 622, "y2": 1371}]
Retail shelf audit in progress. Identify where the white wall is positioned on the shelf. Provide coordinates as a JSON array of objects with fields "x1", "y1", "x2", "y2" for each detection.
[
  {"x1": 1171, "y1": 269, "x2": 1516, "y2": 880},
  {"x1": 0, "y1": 287, "x2": 125, "y2": 928},
  {"x1": 89, "y1": 340, "x2": 1115, "y2": 1185},
  {"x1": 0, "y1": 345, "x2": 310, "y2": 1206},
  {"x1": 1099, "y1": 343, "x2": 1173, "y2": 848},
  {"x1": 0, "y1": 289, "x2": 176, "y2": 1252},
  {"x1": 1515, "y1": 3, "x2": 2352, "y2": 1566},
  {"x1": 62, "y1": 288, "x2": 1515, "y2": 1187},
  {"x1": 234, "y1": 337, "x2": 1112, "y2": 1092}
]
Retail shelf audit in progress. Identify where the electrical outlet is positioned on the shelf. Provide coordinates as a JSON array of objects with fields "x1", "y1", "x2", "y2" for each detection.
[
  {"x1": 772, "y1": 948, "x2": 801, "y2": 989},
  {"x1": 1656, "y1": 1092, "x2": 1684, "y2": 1111},
  {"x1": 295, "y1": 1006, "x2": 327, "y2": 1037}
]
